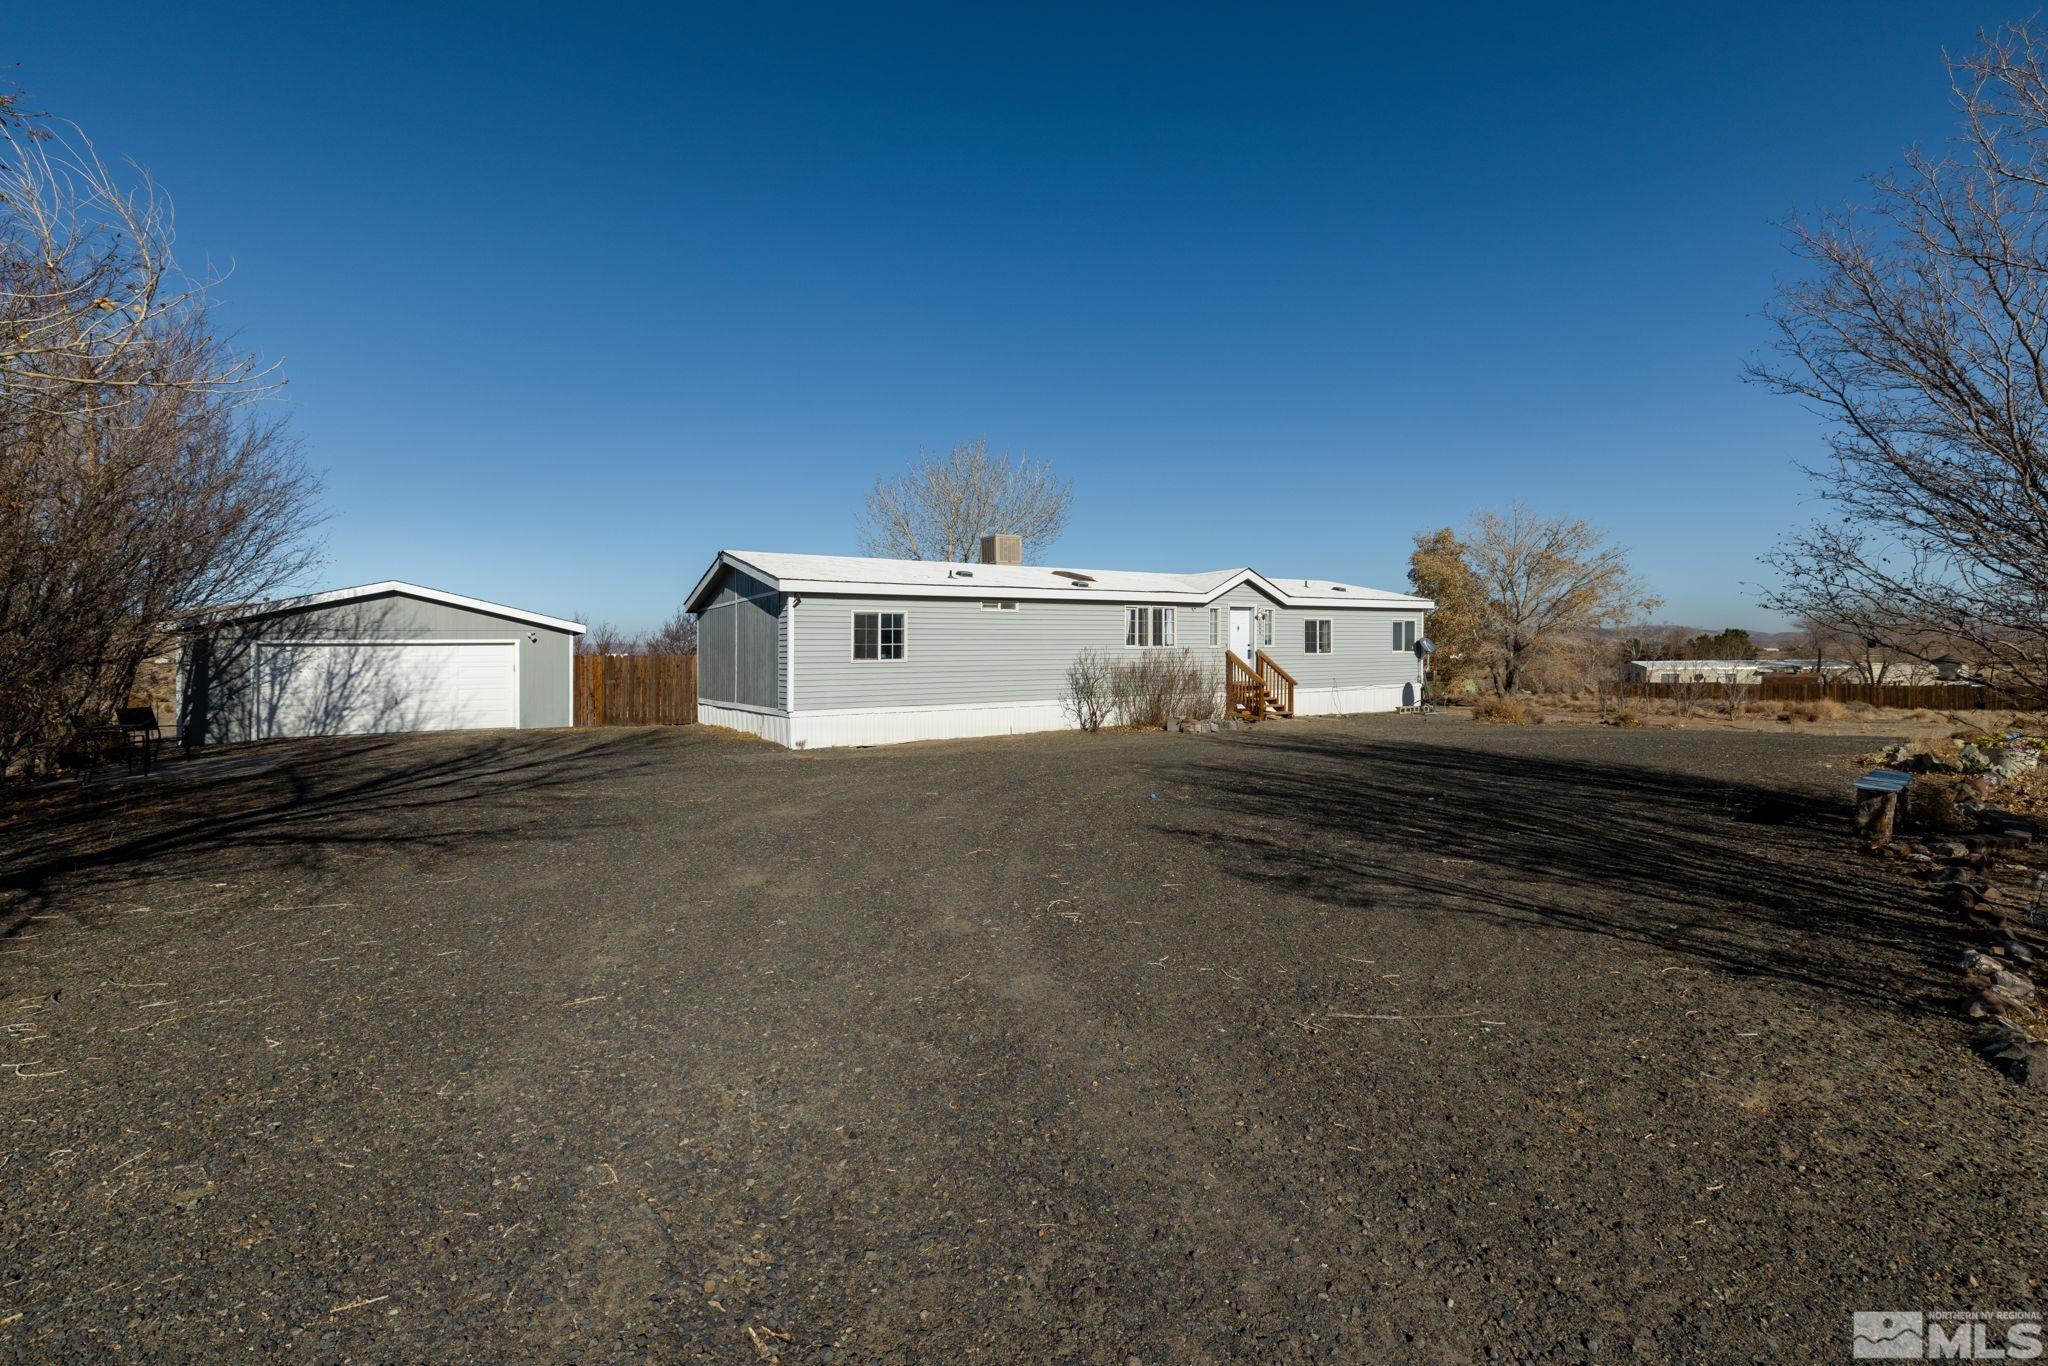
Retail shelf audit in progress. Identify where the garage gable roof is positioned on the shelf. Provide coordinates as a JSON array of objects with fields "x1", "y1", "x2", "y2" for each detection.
[
  {"x1": 684, "y1": 550, "x2": 1433, "y2": 613},
  {"x1": 216, "y1": 581, "x2": 586, "y2": 634}
]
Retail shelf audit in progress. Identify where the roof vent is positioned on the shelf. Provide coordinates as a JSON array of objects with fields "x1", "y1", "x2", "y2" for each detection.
[
  {"x1": 948, "y1": 568, "x2": 974, "y2": 578},
  {"x1": 1331, "y1": 585, "x2": 1347, "y2": 592},
  {"x1": 1052, "y1": 569, "x2": 1096, "y2": 586}
]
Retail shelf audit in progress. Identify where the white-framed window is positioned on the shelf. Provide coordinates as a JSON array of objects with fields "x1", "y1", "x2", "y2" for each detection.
[
  {"x1": 1304, "y1": 618, "x2": 1332, "y2": 654},
  {"x1": 1125, "y1": 606, "x2": 1176, "y2": 648},
  {"x1": 1209, "y1": 607, "x2": 1219, "y2": 646},
  {"x1": 1258, "y1": 610, "x2": 1273, "y2": 646},
  {"x1": 1392, "y1": 619, "x2": 1417, "y2": 652},
  {"x1": 980, "y1": 600, "x2": 1019, "y2": 612},
  {"x1": 853, "y1": 611, "x2": 905, "y2": 661}
]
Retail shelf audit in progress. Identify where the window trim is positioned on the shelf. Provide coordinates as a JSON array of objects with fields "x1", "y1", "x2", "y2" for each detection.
[
  {"x1": 1258, "y1": 609, "x2": 1273, "y2": 647},
  {"x1": 1209, "y1": 607, "x2": 1219, "y2": 647},
  {"x1": 1392, "y1": 619, "x2": 1417, "y2": 653},
  {"x1": 1124, "y1": 605, "x2": 1178, "y2": 649},
  {"x1": 980, "y1": 600, "x2": 1020, "y2": 612},
  {"x1": 1304, "y1": 617, "x2": 1333, "y2": 654},
  {"x1": 851, "y1": 609, "x2": 907, "y2": 663}
]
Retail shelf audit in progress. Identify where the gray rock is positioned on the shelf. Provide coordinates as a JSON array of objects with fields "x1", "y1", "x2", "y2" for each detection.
[
  {"x1": 1985, "y1": 1038, "x2": 2048, "y2": 1089},
  {"x1": 1992, "y1": 967, "x2": 2034, "y2": 992}
]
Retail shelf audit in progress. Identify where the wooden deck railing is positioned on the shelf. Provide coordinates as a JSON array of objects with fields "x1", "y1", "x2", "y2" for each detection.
[
  {"x1": 1256, "y1": 654, "x2": 1296, "y2": 717},
  {"x1": 1225, "y1": 651, "x2": 1264, "y2": 718}
]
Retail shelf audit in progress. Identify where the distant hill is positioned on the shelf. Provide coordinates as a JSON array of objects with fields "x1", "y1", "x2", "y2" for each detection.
[{"x1": 1612, "y1": 625, "x2": 1812, "y2": 654}]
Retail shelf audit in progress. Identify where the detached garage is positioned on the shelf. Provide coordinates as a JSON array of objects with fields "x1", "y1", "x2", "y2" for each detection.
[{"x1": 177, "y1": 581, "x2": 584, "y2": 744}]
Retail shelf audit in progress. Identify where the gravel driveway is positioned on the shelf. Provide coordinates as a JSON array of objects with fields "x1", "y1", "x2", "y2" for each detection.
[{"x1": 1, "y1": 717, "x2": 2037, "y2": 1359}]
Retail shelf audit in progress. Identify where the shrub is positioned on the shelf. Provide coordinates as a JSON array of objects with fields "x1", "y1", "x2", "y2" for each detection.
[
  {"x1": 1912, "y1": 777, "x2": 1974, "y2": 834},
  {"x1": 1100, "y1": 648, "x2": 1221, "y2": 728},
  {"x1": 1473, "y1": 696, "x2": 1537, "y2": 725},
  {"x1": 1607, "y1": 708, "x2": 1645, "y2": 729},
  {"x1": 1062, "y1": 650, "x2": 1114, "y2": 733}
]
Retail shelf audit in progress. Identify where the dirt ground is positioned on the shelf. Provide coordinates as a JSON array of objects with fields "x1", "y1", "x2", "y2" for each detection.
[
  {"x1": 1492, "y1": 697, "x2": 2038, "y2": 742},
  {"x1": 1, "y1": 716, "x2": 2041, "y2": 1360}
]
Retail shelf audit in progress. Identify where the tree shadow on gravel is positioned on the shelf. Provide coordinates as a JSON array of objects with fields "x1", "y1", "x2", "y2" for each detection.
[
  {"x1": 1166, "y1": 729, "x2": 1950, "y2": 1015},
  {"x1": 0, "y1": 729, "x2": 683, "y2": 924}
]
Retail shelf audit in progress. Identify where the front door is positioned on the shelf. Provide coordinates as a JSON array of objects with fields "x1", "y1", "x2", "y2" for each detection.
[{"x1": 1228, "y1": 606, "x2": 1254, "y2": 662}]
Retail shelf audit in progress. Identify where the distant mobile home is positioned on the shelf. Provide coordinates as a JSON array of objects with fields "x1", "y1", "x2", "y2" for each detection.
[{"x1": 683, "y1": 539, "x2": 1434, "y2": 749}]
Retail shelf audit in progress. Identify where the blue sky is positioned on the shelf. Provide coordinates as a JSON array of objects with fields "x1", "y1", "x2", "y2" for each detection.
[{"x1": 9, "y1": 2, "x2": 2018, "y2": 630}]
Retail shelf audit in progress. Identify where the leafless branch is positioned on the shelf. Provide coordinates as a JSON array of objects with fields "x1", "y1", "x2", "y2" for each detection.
[{"x1": 859, "y1": 439, "x2": 1072, "y2": 563}]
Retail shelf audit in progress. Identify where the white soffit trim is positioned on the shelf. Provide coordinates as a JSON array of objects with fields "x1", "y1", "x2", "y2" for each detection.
[{"x1": 219, "y1": 581, "x2": 586, "y2": 634}]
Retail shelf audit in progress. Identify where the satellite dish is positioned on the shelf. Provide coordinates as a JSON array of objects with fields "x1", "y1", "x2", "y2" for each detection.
[{"x1": 1416, "y1": 638, "x2": 1436, "y2": 656}]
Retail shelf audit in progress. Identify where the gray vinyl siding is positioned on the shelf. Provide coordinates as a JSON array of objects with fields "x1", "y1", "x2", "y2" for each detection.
[
  {"x1": 696, "y1": 567, "x2": 784, "y2": 710},
  {"x1": 792, "y1": 594, "x2": 1122, "y2": 711},
  {"x1": 179, "y1": 593, "x2": 577, "y2": 744},
  {"x1": 1182, "y1": 583, "x2": 1421, "y2": 691},
  {"x1": 789, "y1": 586, "x2": 1425, "y2": 712},
  {"x1": 1263, "y1": 600, "x2": 1425, "y2": 690}
]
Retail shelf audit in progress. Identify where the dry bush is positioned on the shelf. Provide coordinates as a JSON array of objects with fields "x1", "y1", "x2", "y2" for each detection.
[
  {"x1": 1912, "y1": 776, "x2": 1975, "y2": 834},
  {"x1": 1607, "y1": 708, "x2": 1645, "y2": 729},
  {"x1": 1062, "y1": 649, "x2": 1114, "y2": 732},
  {"x1": 1473, "y1": 696, "x2": 1538, "y2": 725},
  {"x1": 1100, "y1": 648, "x2": 1219, "y2": 728}
]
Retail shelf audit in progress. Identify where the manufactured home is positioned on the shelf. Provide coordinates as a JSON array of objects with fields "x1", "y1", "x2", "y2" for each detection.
[{"x1": 683, "y1": 538, "x2": 1433, "y2": 749}]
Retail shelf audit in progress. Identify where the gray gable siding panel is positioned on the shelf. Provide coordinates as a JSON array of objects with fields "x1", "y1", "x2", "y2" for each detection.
[{"x1": 696, "y1": 567, "x2": 783, "y2": 710}]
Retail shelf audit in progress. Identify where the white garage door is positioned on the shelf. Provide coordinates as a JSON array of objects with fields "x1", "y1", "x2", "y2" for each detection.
[{"x1": 256, "y1": 641, "x2": 518, "y2": 738}]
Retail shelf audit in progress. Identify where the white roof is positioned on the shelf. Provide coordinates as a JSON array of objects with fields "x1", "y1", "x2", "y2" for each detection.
[
  {"x1": 686, "y1": 550, "x2": 1432, "y2": 612},
  {"x1": 213, "y1": 580, "x2": 586, "y2": 634}
]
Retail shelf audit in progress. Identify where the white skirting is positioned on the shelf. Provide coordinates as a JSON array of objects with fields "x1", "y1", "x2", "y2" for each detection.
[
  {"x1": 789, "y1": 698, "x2": 1071, "y2": 749},
  {"x1": 698, "y1": 702, "x2": 792, "y2": 746},
  {"x1": 704, "y1": 684, "x2": 1419, "y2": 750},
  {"x1": 1290, "y1": 682, "x2": 1414, "y2": 716}
]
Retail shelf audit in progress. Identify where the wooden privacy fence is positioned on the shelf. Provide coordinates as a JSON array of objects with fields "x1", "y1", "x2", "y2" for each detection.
[
  {"x1": 1620, "y1": 678, "x2": 2008, "y2": 710},
  {"x1": 574, "y1": 654, "x2": 696, "y2": 726}
]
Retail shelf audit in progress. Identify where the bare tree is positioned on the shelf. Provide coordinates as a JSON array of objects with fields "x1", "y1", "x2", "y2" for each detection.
[
  {"x1": 1668, "y1": 668, "x2": 1710, "y2": 719},
  {"x1": 647, "y1": 609, "x2": 697, "y2": 656},
  {"x1": 1752, "y1": 23, "x2": 2048, "y2": 700},
  {"x1": 0, "y1": 89, "x2": 318, "y2": 777},
  {"x1": 1718, "y1": 673, "x2": 1754, "y2": 718},
  {"x1": 1462, "y1": 504, "x2": 1661, "y2": 694},
  {"x1": 859, "y1": 439, "x2": 1072, "y2": 563},
  {"x1": 574, "y1": 620, "x2": 638, "y2": 656}
]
